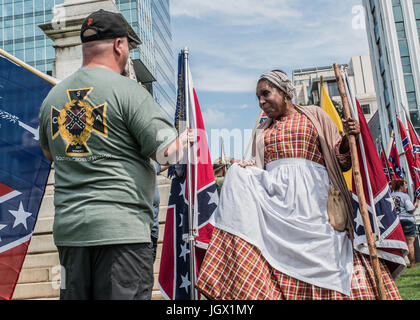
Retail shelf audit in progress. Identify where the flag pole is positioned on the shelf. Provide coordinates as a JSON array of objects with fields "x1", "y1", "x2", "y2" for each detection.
[
  {"x1": 183, "y1": 47, "x2": 197, "y2": 300},
  {"x1": 386, "y1": 131, "x2": 394, "y2": 158},
  {"x1": 381, "y1": 142, "x2": 393, "y2": 182},
  {"x1": 0, "y1": 49, "x2": 57, "y2": 85},
  {"x1": 242, "y1": 110, "x2": 263, "y2": 161},
  {"x1": 333, "y1": 63, "x2": 388, "y2": 300}
]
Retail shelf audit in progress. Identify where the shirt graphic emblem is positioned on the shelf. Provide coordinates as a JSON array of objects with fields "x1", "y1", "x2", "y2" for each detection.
[{"x1": 51, "y1": 88, "x2": 107, "y2": 156}]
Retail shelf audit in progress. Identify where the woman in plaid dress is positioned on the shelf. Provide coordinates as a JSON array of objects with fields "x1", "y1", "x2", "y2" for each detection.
[{"x1": 195, "y1": 70, "x2": 401, "y2": 300}]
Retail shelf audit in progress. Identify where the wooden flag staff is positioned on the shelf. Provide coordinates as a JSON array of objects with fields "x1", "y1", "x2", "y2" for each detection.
[{"x1": 333, "y1": 63, "x2": 388, "y2": 300}]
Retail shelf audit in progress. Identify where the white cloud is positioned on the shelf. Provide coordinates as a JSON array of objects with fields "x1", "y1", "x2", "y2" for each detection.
[
  {"x1": 202, "y1": 108, "x2": 230, "y2": 127},
  {"x1": 172, "y1": 0, "x2": 369, "y2": 93},
  {"x1": 192, "y1": 67, "x2": 256, "y2": 92},
  {"x1": 171, "y1": 0, "x2": 301, "y2": 25}
]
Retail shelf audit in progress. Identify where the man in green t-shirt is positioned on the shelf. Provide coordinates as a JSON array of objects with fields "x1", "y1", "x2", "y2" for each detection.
[
  {"x1": 213, "y1": 162, "x2": 226, "y2": 197},
  {"x1": 38, "y1": 10, "x2": 182, "y2": 300}
]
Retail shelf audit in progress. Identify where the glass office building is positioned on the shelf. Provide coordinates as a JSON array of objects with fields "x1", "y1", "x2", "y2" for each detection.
[
  {"x1": 0, "y1": 0, "x2": 176, "y2": 117},
  {"x1": 363, "y1": 0, "x2": 420, "y2": 141},
  {"x1": 115, "y1": 0, "x2": 176, "y2": 117},
  {"x1": 0, "y1": 0, "x2": 64, "y2": 75}
]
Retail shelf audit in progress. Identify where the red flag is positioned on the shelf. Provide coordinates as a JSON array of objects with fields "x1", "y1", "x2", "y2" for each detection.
[
  {"x1": 380, "y1": 149, "x2": 397, "y2": 182},
  {"x1": 407, "y1": 116, "x2": 420, "y2": 163},
  {"x1": 387, "y1": 136, "x2": 404, "y2": 180},
  {"x1": 397, "y1": 117, "x2": 420, "y2": 199},
  {"x1": 343, "y1": 72, "x2": 407, "y2": 278}
]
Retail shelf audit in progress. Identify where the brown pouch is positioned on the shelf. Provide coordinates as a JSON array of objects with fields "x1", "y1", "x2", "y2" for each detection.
[{"x1": 327, "y1": 188, "x2": 348, "y2": 232}]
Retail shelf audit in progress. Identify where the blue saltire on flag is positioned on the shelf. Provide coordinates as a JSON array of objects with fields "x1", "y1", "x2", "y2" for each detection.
[
  {"x1": 158, "y1": 51, "x2": 217, "y2": 300},
  {"x1": 0, "y1": 55, "x2": 53, "y2": 300},
  {"x1": 388, "y1": 136, "x2": 404, "y2": 180}
]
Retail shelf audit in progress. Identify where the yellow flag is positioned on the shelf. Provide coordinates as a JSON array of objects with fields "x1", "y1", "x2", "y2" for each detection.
[
  {"x1": 321, "y1": 84, "x2": 343, "y2": 133},
  {"x1": 320, "y1": 83, "x2": 352, "y2": 190}
]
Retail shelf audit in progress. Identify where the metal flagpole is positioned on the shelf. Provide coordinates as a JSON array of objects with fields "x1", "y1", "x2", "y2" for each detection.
[{"x1": 183, "y1": 47, "x2": 197, "y2": 300}]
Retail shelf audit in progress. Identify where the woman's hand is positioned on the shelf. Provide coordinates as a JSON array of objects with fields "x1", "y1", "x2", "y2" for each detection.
[
  {"x1": 342, "y1": 117, "x2": 360, "y2": 136},
  {"x1": 238, "y1": 159, "x2": 256, "y2": 168}
]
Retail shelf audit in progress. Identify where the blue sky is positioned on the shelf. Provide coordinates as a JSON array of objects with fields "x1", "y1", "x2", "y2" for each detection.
[{"x1": 170, "y1": 0, "x2": 369, "y2": 161}]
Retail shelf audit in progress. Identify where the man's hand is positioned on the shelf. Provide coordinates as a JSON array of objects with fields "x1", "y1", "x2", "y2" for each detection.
[
  {"x1": 178, "y1": 128, "x2": 197, "y2": 148},
  {"x1": 157, "y1": 128, "x2": 197, "y2": 165}
]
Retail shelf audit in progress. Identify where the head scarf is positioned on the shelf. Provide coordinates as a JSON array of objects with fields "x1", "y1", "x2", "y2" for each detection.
[{"x1": 259, "y1": 70, "x2": 295, "y2": 99}]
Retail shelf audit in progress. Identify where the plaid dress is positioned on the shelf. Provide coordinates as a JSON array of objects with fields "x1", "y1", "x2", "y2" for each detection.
[
  {"x1": 196, "y1": 112, "x2": 401, "y2": 300},
  {"x1": 264, "y1": 112, "x2": 324, "y2": 166},
  {"x1": 264, "y1": 111, "x2": 351, "y2": 168},
  {"x1": 196, "y1": 229, "x2": 401, "y2": 300}
]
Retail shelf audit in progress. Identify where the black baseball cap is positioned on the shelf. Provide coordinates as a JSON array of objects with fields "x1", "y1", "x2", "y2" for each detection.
[{"x1": 80, "y1": 9, "x2": 141, "y2": 47}]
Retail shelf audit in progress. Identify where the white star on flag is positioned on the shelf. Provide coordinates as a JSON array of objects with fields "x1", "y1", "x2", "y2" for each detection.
[
  {"x1": 207, "y1": 189, "x2": 218, "y2": 206},
  {"x1": 0, "y1": 224, "x2": 7, "y2": 241},
  {"x1": 354, "y1": 208, "x2": 364, "y2": 231},
  {"x1": 179, "y1": 273, "x2": 191, "y2": 294},
  {"x1": 377, "y1": 214, "x2": 385, "y2": 230},
  {"x1": 179, "y1": 213, "x2": 184, "y2": 227},
  {"x1": 179, "y1": 181, "x2": 186, "y2": 198},
  {"x1": 9, "y1": 201, "x2": 32, "y2": 230},
  {"x1": 179, "y1": 243, "x2": 190, "y2": 262}
]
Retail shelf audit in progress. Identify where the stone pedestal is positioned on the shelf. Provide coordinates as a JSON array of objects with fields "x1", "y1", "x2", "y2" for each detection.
[{"x1": 39, "y1": 0, "x2": 140, "y2": 80}]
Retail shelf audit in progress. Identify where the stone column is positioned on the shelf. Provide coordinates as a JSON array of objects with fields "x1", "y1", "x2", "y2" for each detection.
[{"x1": 39, "y1": 0, "x2": 140, "y2": 80}]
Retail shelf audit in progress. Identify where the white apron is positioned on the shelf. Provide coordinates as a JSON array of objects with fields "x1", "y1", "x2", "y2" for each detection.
[{"x1": 215, "y1": 159, "x2": 353, "y2": 295}]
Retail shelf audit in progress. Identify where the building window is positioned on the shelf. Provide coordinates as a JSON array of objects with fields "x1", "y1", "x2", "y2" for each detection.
[
  {"x1": 414, "y1": 2, "x2": 420, "y2": 42},
  {"x1": 405, "y1": 75, "x2": 415, "y2": 92},
  {"x1": 327, "y1": 82, "x2": 340, "y2": 97},
  {"x1": 393, "y1": 6, "x2": 404, "y2": 22},
  {"x1": 395, "y1": 22, "x2": 406, "y2": 38},
  {"x1": 398, "y1": 39, "x2": 409, "y2": 56},
  {"x1": 362, "y1": 104, "x2": 371, "y2": 115},
  {"x1": 410, "y1": 111, "x2": 420, "y2": 134},
  {"x1": 407, "y1": 92, "x2": 418, "y2": 110},
  {"x1": 401, "y1": 56, "x2": 412, "y2": 73}
]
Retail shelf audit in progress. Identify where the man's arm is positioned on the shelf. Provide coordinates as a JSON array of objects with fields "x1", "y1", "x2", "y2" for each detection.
[
  {"x1": 42, "y1": 149, "x2": 53, "y2": 162},
  {"x1": 156, "y1": 129, "x2": 195, "y2": 166},
  {"x1": 408, "y1": 200, "x2": 418, "y2": 214}
]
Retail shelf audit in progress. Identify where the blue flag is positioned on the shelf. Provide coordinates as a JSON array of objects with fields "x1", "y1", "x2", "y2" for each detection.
[{"x1": 0, "y1": 55, "x2": 53, "y2": 300}]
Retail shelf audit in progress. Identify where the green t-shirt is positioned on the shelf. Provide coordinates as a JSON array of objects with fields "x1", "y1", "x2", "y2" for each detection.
[
  {"x1": 215, "y1": 176, "x2": 225, "y2": 196},
  {"x1": 38, "y1": 67, "x2": 177, "y2": 247}
]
